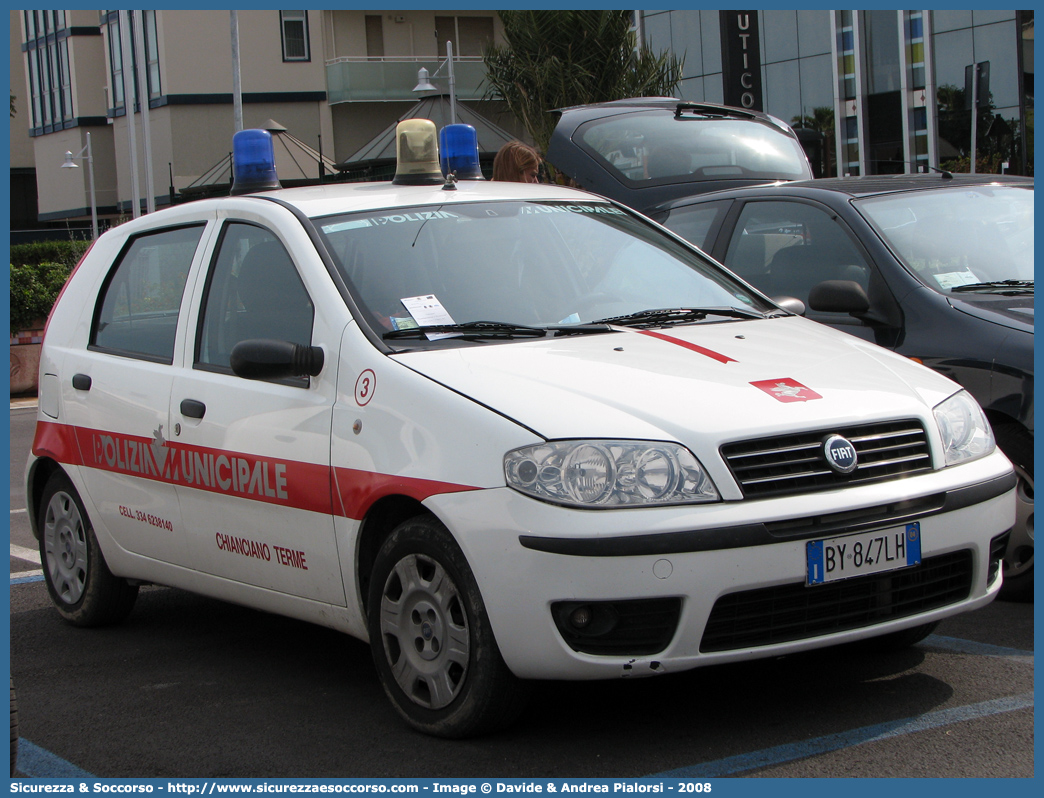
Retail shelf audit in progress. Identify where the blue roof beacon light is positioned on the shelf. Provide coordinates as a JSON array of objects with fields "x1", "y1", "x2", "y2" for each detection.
[
  {"x1": 230, "y1": 129, "x2": 281, "y2": 195},
  {"x1": 391, "y1": 119, "x2": 444, "y2": 185},
  {"x1": 440, "y1": 124, "x2": 484, "y2": 180}
]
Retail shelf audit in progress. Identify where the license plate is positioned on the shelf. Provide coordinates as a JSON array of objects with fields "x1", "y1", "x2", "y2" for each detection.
[{"x1": 806, "y1": 522, "x2": 921, "y2": 585}]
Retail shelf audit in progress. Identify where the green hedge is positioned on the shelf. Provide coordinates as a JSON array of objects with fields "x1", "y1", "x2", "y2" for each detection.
[
  {"x1": 10, "y1": 239, "x2": 91, "y2": 268},
  {"x1": 10, "y1": 240, "x2": 91, "y2": 335}
]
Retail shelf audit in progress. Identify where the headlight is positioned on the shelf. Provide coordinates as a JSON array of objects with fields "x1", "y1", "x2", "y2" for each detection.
[
  {"x1": 933, "y1": 390, "x2": 995, "y2": 466},
  {"x1": 504, "y1": 440, "x2": 720, "y2": 508}
]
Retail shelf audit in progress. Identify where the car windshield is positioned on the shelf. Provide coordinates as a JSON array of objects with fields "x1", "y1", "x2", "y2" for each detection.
[
  {"x1": 855, "y1": 185, "x2": 1034, "y2": 294},
  {"x1": 314, "y1": 200, "x2": 771, "y2": 341},
  {"x1": 578, "y1": 112, "x2": 811, "y2": 185}
]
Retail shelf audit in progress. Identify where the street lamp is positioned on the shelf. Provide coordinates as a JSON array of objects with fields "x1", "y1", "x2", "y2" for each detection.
[
  {"x1": 412, "y1": 40, "x2": 457, "y2": 125},
  {"x1": 61, "y1": 131, "x2": 98, "y2": 240}
]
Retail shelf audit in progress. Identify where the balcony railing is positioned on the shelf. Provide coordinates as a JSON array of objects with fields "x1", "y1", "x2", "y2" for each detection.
[{"x1": 325, "y1": 57, "x2": 489, "y2": 104}]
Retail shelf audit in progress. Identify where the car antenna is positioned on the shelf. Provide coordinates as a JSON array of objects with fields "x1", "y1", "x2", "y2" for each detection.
[{"x1": 917, "y1": 163, "x2": 954, "y2": 179}]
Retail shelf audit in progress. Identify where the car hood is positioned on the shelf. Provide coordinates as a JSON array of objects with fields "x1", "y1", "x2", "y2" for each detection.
[
  {"x1": 948, "y1": 293, "x2": 1034, "y2": 334},
  {"x1": 393, "y1": 316, "x2": 958, "y2": 444}
]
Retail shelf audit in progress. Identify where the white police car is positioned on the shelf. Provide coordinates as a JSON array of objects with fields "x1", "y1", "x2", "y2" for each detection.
[{"x1": 27, "y1": 121, "x2": 1015, "y2": 738}]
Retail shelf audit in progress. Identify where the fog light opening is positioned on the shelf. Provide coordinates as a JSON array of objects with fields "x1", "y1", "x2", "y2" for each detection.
[{"x1": 570, "y1": 605, "x2": 593, "y2": 629}]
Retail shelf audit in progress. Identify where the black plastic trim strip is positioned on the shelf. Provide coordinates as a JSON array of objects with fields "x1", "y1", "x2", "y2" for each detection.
[
  {"x1": 518, "y1": 471, "x2": 1017, "y2": 557},
  {"x1": 253, "y1": 195, "x2": 388, "y2": 355}
]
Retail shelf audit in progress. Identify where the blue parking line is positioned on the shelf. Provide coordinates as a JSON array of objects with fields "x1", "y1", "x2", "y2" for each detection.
[
  {"x1": 11, "y1": 574, "x2": 44, "y2": 585},
  {"x1": 651, "y1": 692, "x2": 1034, "y2": 777},
  {"x1": 16, "y1": 739, "x2": 96, "y2": 778}
]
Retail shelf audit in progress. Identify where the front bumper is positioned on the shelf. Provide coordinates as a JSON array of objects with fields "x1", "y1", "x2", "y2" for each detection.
[{"x1": 426, "y1": 451, "x2": 1015, "y2": 680}]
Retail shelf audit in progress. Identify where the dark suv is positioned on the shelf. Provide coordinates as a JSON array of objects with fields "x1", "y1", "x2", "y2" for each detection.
[
  {"x1": 651, "y1": 174, "x2": 1034, "y2": 600},
  {"x1": 545, "y1": 98, "x2": 813, "y2": 213}
]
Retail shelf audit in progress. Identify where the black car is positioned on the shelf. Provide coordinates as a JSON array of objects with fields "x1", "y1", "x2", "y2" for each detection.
[
  {"x1": 545, "y1": 98, "x2": 813, "y2": 214},
  {"x1": 650, "y1": 173, "x2": 1034, "y2": 600}
]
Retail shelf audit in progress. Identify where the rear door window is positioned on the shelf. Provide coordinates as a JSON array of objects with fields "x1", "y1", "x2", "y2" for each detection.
[
  {"x1": 91, "y1": 225, "x2": 205, "y2": 363},
  {"x1": 661, "y1": 200, "x2": 732, "y2": 252}
]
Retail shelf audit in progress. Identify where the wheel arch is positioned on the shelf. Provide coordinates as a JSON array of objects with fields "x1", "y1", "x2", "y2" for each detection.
[
  {"x1": 25, "y1": 457, "x2": 64, "y2": 541},
  {"x1": 355, "y1": 494, "x2": 431, "y2": 616},
  {"x1": 984, "y1": 410, "x2": 1033, "y2": 465}
]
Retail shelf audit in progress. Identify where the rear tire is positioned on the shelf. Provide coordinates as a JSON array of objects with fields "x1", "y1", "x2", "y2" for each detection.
[
  {"x1": 38, "y1": 471, "x2": 138, "y2": 627},
  {"x1": 367, "y1": 515, "x2": 528, "y2": 737}
]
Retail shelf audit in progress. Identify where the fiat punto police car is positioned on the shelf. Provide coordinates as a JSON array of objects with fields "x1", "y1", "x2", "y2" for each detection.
[{"x1": 27, "y1": 122, "x2": 1015, "y2": 738}]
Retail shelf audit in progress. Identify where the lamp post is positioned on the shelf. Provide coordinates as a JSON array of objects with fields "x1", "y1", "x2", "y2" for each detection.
[
  {"x1": 61, "y1": 131, "x2": 98, "y2": 240},
  {"x1": 412, "y1": 40, "x2": 457, "y2": 125}
]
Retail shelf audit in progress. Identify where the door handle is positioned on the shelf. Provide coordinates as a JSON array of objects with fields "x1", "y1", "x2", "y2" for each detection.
[
  {"x1": 72, "y1": 374, "x2": 92, "y2": 391},
  {"x1": 180, "y1": 399, "x2": 206, "y2": 419}
]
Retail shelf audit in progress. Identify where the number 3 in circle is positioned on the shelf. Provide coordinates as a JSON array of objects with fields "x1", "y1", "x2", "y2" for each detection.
[{"x1": 355, "y1": 369, "x2": 376, "y2": 406}]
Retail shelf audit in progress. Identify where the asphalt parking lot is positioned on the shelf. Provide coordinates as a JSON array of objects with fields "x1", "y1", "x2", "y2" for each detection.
[{"x1": 8, "y1": 402, "x2": 1034, "y2": 779}]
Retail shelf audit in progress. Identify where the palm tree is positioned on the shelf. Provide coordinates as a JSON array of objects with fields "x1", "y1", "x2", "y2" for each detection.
[
  {"x1": 482, "y1": 11, "x2": 682, "y2": 154},
  {"x1": 791, "y1": 106, "x2": 835, "y2": 176}
]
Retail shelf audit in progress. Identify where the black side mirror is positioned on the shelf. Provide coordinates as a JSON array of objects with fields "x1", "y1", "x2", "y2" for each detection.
[
  {"x1": 230, "y1": 339, "x2": 325, "y2": 380},
  {"x1": 808, "y1": 280, "x2": 870, "y2": 315}
]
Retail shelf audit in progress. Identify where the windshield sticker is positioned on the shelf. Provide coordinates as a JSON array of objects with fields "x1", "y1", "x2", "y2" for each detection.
[
  {"x1": 933, "y1": 270, "x2": 980, "y2": 290},
  {"x1": 323, "y1": 211, "x2": 460, "y2": 234},
  {"x1": 521, "y1": 204, "x2": 625, "y2": 216},
  {"x1": 751, "y1": 378, "x2": 822, "y2": 403},
  {"x1": 400, "y1": 294, "x2": 457, "y2": 340},
  {"x1": 321, "y1": 219, "x2": 374, "y2": 233}
]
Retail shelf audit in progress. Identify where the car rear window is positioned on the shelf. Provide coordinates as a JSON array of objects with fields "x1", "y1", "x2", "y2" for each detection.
[{"x1": 578, "y1": 111, "x2": 811, "y2": 185}]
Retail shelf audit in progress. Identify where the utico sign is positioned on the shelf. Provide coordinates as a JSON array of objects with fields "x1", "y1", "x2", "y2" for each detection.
[{"x1": 720, "y1": 10, "x2": 763, "y2": 111}]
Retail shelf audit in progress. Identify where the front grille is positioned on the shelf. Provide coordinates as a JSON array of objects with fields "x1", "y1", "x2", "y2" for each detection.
[
  {"x1": 552, "y1": 598, "x2": 681, "y2": 656},
  {"x1": 700, "y1": 549, "x2": 972, "y2": 652},
  {"x1": 721, "y1": 419, "x2": 932, "y2": 499}
]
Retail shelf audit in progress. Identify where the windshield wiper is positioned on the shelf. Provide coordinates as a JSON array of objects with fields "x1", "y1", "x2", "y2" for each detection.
[
  {"x1": 950, "y1": 279, "x2": 1034, "y2": 295},
  {"x1": 591, "y1": 306, "x2": 765, "y2": 328},
  {"x1": 383, "y1": 321, "x2": 551, "y2": 341}
]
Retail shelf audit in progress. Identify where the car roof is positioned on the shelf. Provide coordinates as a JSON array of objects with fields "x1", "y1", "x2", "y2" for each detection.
[
  {"x1": 110, "y1": 180, "x2": 609, "y2": 235},
  {"x1": 260, "y1": 179, "x2": 600, "y2": 218},
  {"x1": 551, "y1": 97, "x2": 779, "y2": 126},
  {"x1": 658, "y1": 172, "x2": 1034, "y2": 210}
]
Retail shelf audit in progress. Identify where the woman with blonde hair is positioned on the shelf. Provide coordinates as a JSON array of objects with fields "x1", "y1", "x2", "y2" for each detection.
[{"x1": 492, "y1": 140, "x2": 541, "y2": 183}]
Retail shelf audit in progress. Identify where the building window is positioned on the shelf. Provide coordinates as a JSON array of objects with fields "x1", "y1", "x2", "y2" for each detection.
[
  {"x1": 22, "y1": 10, "x2": 74, "y2": 132},
  {"x1": 104, "y1": 11, "x2": 161, "y2": 116},
  {"x1": 144, "y1": 11, "x2": 161, "y2": 99},
  {"x1": 365, "y1": 15, "x2": 384, "y2": 60},
  {"x1": 904, "y1": 11, "x2": 926, "y2": 90},
  {"x1": 837, "y1": 13, "x2": 857, "y2": 100},
  {"x1": 843, "y1": 115, "x2": 861, "y2": 176},
  {"x1": 911, "y1": 106, "x2": 929, "y2": 170},
  {"x1": 107, "y1": 14, "x2": 124, "y2": 112},
  {"x1": 434, "y1": 15, "x2": 495, "y2": 57},
  {"x1": 280, "y1": 10, "x2": 310, "y2": 61}
]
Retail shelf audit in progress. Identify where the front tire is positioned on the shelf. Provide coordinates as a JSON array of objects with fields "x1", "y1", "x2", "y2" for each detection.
[
  {"x1": 367, "y1": 515, "x2": 528, "y2": 737},
  {"x1": 38, "y1": 471, "x2": 138, "y2": 626}
]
